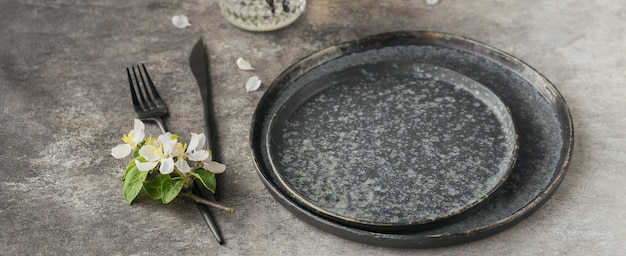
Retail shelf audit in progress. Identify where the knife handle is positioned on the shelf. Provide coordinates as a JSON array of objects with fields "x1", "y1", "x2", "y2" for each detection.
[{"x1": 192, "y1": 184, "x2": 224, "y2": 244}]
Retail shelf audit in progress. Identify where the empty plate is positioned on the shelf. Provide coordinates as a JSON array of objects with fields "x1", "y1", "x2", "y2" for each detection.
[
  {"x1": 251, "y1": 31, "x2": 573, "y2": 247},
  {"x1": 253, "y1": 33, "x2": 518, "y2": 233}
]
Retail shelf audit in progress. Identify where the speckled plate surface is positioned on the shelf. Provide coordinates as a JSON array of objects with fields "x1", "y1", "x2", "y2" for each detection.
[
  {"x1": 260, "y1": 59, "x2": 518, "y2": 232},
  {"x1": 250, "y1": 31, "x2": 573, "y2": 247}
]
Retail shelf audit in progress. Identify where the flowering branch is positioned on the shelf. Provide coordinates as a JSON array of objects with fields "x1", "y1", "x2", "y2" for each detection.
[
  {"x1": 181, "y1": 192, "x2": 234, "y2": 213},
  {"x1": 111, "y1": 119, "x2": 233, "y2": 213}
]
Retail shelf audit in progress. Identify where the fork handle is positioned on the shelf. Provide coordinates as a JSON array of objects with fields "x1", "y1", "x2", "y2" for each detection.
[{"x1": 148, "y1": 117, "x2": 168, "y2": 134}]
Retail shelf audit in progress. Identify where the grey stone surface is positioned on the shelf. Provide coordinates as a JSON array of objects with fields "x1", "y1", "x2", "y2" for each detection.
[{"x1": 0, "y1": 0, "x2": 623, "y2": 255}]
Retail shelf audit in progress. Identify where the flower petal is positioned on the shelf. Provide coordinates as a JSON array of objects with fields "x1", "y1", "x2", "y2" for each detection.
[
  {"x1": 111, "y1": 144, "x2": 132, "y2": 159},
  {"x1": 170, "y1": 143, "x2": 182, "y2": 158},
  {"x1": 158, "y1": 132, "x2": 172, "y2": 143},
  {"x1": 136, "y1": 159, "x2": 158, "y2": 172},
  {"x1": 132, "y1": 119, "x2": 145, "y2": 143},
  {"x1": 175, "y1": 159, "x2": 191, "y2": 173},
  {"x1": 245, "y1": 76, "x2": 262, "y2": 93},
  {"x1": 158, "y1": 133, "x2": 177, "y2": 155},
  {"x1": 188, "y1": 133, "x2": 206, "y2": 152},
  {"x1": 165, "y1": 140, "x2": 177, "y2": 155},
  {"x1": 188, "y1": 150, "x2": 209, "y2": 161},
  {"x1": 206, "y1": 161, "x2": 226, "y2": 174},
  {"x1": 159, "y1": 158, "x2": 175, "y2": 174},
  {"x1": 172, "y1": 15, "x2": 191, "y2": 28},
  {"x1": 139, "y1": 145, "x2": 161, "y2": 162},
  {"x1": 236, "y1": 57, "x2": 255, "y2": 71}
]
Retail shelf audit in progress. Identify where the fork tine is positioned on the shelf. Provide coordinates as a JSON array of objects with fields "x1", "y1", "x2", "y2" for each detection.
[
  {"x1": 126, "y1": 64, "x2": 169, "y2": 132},
  {"x1": 141, "y1": 64, "x2": 166, "y2": 107},
  {"x1": 127, "y1": 67, "x2": 143, "y2": 114},
  {"x1": 132, "y1": 66, "x2": 154, "y2": 109}
]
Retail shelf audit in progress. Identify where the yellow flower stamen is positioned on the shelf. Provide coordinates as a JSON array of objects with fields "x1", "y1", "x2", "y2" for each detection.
[
  {"x1": 122, "y1": 130, "x2": 134, "y2": 145},
  {"x1": 147, "y1": 143, "x2": 167, "y2": 158},
  {"x1": 176, "y1": 143, "x2": 188, "y2": 159},
  {"x1": 144, "y1": 136, "x2": 157, "y2": 146}
]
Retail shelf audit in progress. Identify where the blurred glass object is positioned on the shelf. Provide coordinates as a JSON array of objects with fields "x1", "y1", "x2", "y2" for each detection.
[{"x1": 219, "y1": 0, "x2": 306, "y2": 32}]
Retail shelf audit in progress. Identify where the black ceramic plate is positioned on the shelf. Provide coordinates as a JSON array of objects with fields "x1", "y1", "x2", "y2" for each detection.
[
  {"x1": 260, "y1": 57, "x2": 518, "y2": 232},
  {"x1": 250, "y1": 31, "x2": 573, "y2": 247}
]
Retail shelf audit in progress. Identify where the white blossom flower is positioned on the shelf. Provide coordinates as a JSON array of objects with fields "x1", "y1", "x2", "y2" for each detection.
[
  {"x1": 136, "y1": 132, "x2": 178, "y2": 174},
  {"x1": 111, "y1": 119, "x2": 145, "y2": 159},
  {"x1": 184, "y1": 132, "x2": 226, "y2": 174},
  {"x1": 186, "y1": 133, "x2": 210, "y2": 161}
]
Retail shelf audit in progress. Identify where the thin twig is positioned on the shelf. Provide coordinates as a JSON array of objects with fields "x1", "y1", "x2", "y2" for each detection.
[{"x1": 181, "y1": 191, "x2": 234, "y2": 213}]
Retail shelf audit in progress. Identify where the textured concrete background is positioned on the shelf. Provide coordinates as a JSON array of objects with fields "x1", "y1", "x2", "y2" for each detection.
[{"x1": 1, "y1": 0, "x2": 624, "y2": 255}]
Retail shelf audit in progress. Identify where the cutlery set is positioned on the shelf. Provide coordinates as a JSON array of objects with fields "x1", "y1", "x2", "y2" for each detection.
[{"x1": 125, "y1": 39, "x2": 224, "y2": 244}]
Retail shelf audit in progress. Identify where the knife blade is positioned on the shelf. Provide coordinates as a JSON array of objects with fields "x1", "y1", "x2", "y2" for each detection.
[{"x1": 189, "y1": 38, "x2": 224, "y2": 245}]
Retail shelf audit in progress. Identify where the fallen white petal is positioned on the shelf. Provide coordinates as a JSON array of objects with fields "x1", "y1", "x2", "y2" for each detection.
[
  {"x1": 245, "y1": 75, "x2": 262, "y2": 93},
  {"x1": 236, "y1": 57, "x2": 255, "y2": 71},
  {"x1": 172, "y1": 15, "x2": 191, "y2": 28}
]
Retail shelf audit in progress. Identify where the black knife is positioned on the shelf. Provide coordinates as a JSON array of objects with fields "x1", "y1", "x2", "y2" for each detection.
[{"x1": 189, "y1": 38, "x2": 224, "y2": 245}]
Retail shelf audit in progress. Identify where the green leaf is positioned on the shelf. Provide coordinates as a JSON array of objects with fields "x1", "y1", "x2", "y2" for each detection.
[
  {"x1": 193, "y1": 168, "x2": 216, "y2": 193},
  {"x1": 142, "y1": 174, "x2": 184, "y2": 204},
  {"x1": 143, "y1": 174, "x2": 169, "y2": 200},
  {"x1": 161, "y1": 177, "x2": 184, "y2": 204},
  {"x1": 122, "y1": 156, "x2": 144, "y2": 180},
  {"x1": 123, "y1": 166, "x2": 148, "y2": 205}
]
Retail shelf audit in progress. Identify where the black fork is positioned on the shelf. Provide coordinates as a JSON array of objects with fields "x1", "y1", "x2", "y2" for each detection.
[{"x1": 127, "y1": 64, "x2": 168, "y2": 133}]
